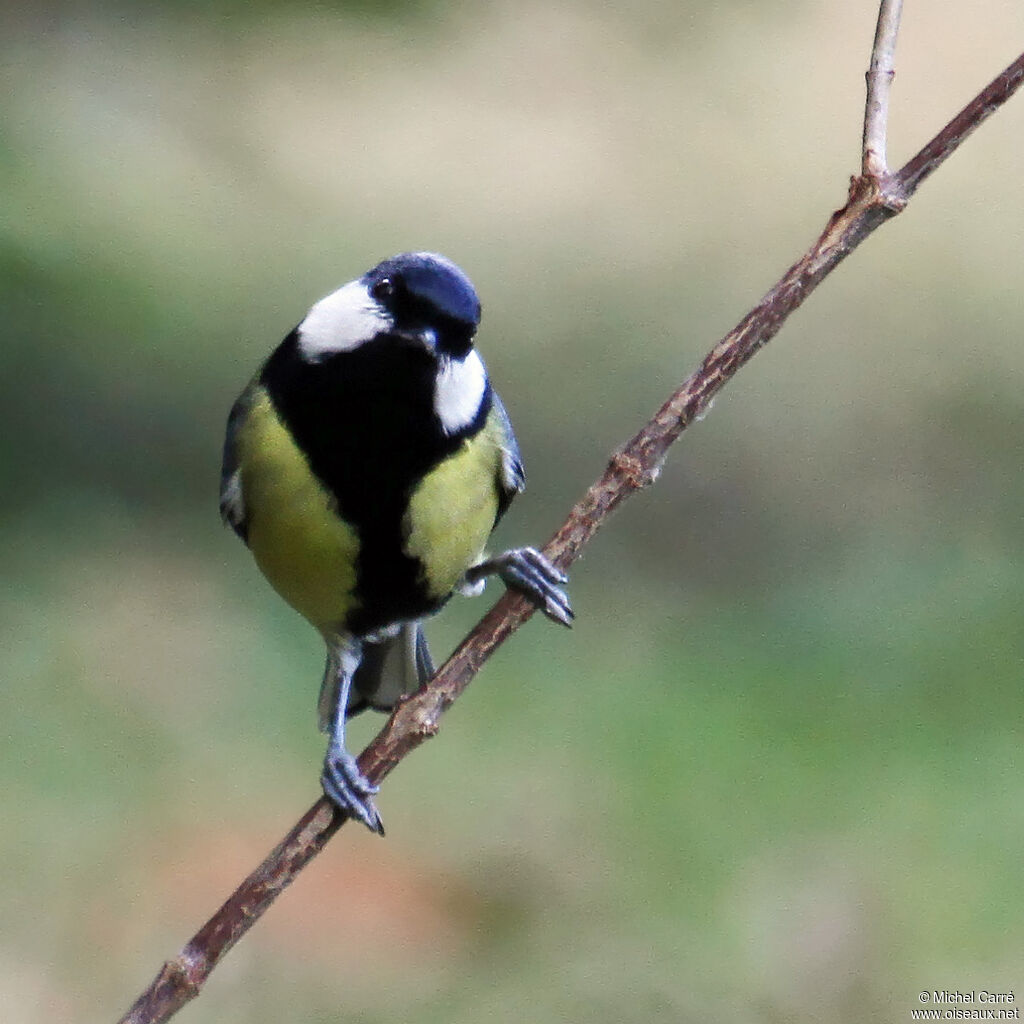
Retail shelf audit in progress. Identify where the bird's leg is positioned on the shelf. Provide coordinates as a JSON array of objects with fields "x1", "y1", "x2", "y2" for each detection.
[
  {"x1": 320, "y1": 639, "x2": 385, "y2": 835},
  {"x1": 464, "y1": 547, "x2": 573, "y2": 627}
]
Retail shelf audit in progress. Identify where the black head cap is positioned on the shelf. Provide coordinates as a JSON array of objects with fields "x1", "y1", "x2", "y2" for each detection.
[{"x1": 363, "y1": 252, "x2": 482, "y2": 358}]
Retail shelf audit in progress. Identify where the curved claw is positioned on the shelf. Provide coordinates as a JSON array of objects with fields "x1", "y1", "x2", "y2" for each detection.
[
  {"x1": 321, "y1": 746, "x2": 384, "y2": 835},
  {"x1": 472, "y1": 546, "x2": 574, "y2": 627}
]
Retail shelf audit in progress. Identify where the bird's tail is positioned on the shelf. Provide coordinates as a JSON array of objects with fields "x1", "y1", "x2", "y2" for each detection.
[{"x1": 317, "y1": 622, "x2": 434, "y2": 731}]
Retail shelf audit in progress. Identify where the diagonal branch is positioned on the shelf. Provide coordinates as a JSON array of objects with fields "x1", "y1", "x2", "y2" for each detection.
[
  {"x1": 116, "y1": 24, "x2": 1024, "y2": 1024},
  {"x1": 896, "y1": 50, "x2": 1024, "y2": 201}
]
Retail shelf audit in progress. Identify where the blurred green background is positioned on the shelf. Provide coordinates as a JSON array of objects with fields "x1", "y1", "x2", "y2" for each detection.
[{"x1": 3, "y1": 1, "x2": 1023, "y2": 1021}]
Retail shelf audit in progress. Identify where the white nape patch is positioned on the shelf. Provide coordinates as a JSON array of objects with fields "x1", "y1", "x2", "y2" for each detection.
[
  {"x1": 435, "y1": 349, "x2": 487, "y2": 434},
  {"x1": 297, "y1": 280, "x2": 392, "y2": 360}
]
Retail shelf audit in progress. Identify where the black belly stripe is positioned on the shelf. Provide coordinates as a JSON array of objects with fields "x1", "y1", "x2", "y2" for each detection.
[{"x1": 260, "y1": 330, "x2": 492, "y2": 634}]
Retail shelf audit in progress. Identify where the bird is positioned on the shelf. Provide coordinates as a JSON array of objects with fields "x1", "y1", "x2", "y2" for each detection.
[{"x1": 220, "y1": 252, "x2": 573, "y2": 834}]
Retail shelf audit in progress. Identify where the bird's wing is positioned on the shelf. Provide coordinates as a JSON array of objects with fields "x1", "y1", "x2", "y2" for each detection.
[
  {"x1": 219, "y1": 384, "x2": 252, "y2": 541},
  {"x1": 490, "y1": 390, "x2": 525, "y2": 524}
]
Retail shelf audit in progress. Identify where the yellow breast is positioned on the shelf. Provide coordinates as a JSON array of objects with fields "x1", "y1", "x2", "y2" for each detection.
[
  {"x1": 403, "y1": 415, "x2": 502, "y2": 601},
  {"x1": 237, "y1": 387, "x2": 359, "y2": 633}
]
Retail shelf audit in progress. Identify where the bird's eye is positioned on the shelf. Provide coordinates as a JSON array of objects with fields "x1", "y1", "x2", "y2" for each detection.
[{"x1": 371, "y1": 277, "x2": 396, "y2": 302}]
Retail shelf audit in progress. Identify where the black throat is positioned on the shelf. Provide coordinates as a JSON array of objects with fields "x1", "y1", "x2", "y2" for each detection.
[{"x1": 260, "y1": 329, "x2": 491, "y2": 633}]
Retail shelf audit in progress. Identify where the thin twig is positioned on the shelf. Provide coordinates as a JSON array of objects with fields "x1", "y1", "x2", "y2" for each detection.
[
  {"x1": 116, "y1": 26, "x2": 1024, "y2": 1024},
  {"x1": 862, "y1": 0, "x2": 903, "y2": 177}
]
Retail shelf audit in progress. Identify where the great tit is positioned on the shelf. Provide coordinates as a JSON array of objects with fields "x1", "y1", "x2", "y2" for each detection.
[{"x1": 220, "y1": 252, "x2": 572, "y2": 834}]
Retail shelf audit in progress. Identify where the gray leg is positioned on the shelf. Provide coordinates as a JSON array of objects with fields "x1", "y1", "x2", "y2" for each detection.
[
  {"x1": 320, "y1": 640, "x2": 385, "y2": 835},
  {"x1": 465, "y1": 547, "x2": 573, "y2": 627}
]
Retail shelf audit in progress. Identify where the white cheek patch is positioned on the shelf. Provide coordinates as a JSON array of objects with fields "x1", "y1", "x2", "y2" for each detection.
[
  {"x1": 435, "y1": 349, "x2": 487, "y2": 434},
  {"x1": 297, "y1": 280, "x2": 392, "y2": 359}
]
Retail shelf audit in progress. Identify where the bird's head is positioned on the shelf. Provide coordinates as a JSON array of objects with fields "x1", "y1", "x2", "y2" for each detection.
[
  {"x1": 297, "y1": 252, "x2": 482, "y2": 363},
  {"x1": 294, "y1": 252, "x2": 488, "y2": 435}
]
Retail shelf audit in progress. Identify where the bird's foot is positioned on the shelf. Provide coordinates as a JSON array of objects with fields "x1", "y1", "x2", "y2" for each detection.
[
  {"x1": 321, "y1": 745, "x2": 384, "y2": 835},
  {"x1": 469, "y1": 547, "x2": 574, "y2": 627}
]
